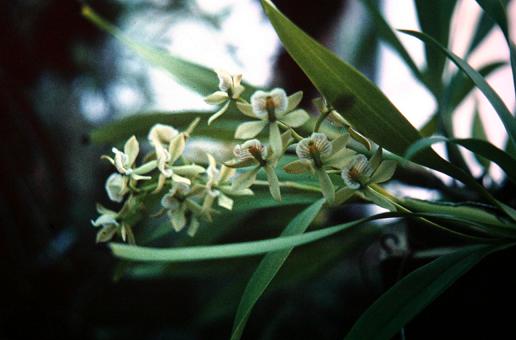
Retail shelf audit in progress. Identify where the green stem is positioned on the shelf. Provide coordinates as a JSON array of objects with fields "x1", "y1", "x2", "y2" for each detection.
[
  {"x1": 253, "y1": 180, "x2": 320, "y2": 193},
  {"x1": 369, "y1": 184, "x2": 496, "y2": 242},
  {"x1": 314, "y1": 110, "x2": 332, "y2": 132},
  {"x1": 277, "y1": 121, "x2": 304, "y2": 141}
]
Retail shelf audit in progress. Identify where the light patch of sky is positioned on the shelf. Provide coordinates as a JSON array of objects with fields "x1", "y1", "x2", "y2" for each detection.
[
  {"x1": 378, "y1": 0, "x2": 515, "y2": 184},
  {"x1": 120, "y1": 0, "x2": 279, "y2": 112}
]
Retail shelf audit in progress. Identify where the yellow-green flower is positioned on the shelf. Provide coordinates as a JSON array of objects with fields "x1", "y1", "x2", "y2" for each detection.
[
  {"x1": 235, "y1": 89, "x2": 309, "y2": 157},
  {"x1": 204, "y1": 69, "x2": 245, "y2": 125}
]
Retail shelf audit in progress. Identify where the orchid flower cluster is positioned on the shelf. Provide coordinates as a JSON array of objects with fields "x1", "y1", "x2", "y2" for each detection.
[{"x1": 92, "y1": 69, "x2": 397, "y2": 244}]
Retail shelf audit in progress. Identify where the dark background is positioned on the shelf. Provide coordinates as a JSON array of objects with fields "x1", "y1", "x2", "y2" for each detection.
[{"x1": 1, "y1": 0, "x2": 515, "y2": 339}]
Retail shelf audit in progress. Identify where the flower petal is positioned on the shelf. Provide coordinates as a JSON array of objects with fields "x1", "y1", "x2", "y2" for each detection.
[
  {"x1": 330, "y1": 134, "x2": 350, "y2": 153},
  {"x1": 215, "y1": 69, "x2": 232, "y2": 91},
  {"x1": 283, "y1": 159, "x2": 311, "y2": 174},
  {"x1": 265, "y1": 164, "x2": 281, "y2": 201},
  {"x1": 96, "y1": 224, "x2": 119, "y2": 243},
  {"x1": 335, "y1": 187, "x2": 356, "y2": 205},
  {"x1": 218, "y1": 192, "x2": 234, "y2": 210},
  {"x1": 369, "y1": 160, "x2": 397, "y2": 184},
  {"x1": 148, "y1": 124, "x2": 179, "y2": 145},
  {"x1": 105, "y1": 173, "x2": 128, "y2": 202},
  {"x1": 208, "y1": 100, "x2": 230, "y2": 125},
  {"x1": 369, "y1": 147, "x2": 383, "y2": 171},
  {"x1": 224, "y1": 158, "x2": 258, "y2": 168},
  {"x1": 173, "y1": 164, "x2": 206, "y2": 177},
  {"x1": 236, "y1": 101, "x2": 258, "y2": 118},
  {"x1": 169, "y1": 205, "x2": 187, "y2": 232},
  {"x1": 286, "y1": 90, "x2": 303, "y2": 112},
  {"x1": 169, "y1": 133, "x2": 186, "y2": 163},
  {"x1": 204, "y1": 91, "x2": 229, "y2": 105},
  {"x1": 187, "y1": 216, "x2": 200, "y2": 237},
  {"x1": 280, "y1": 109, "x2": 310, "y2": 128},
  {"x1": 124, "y1": 136, "x2": 139, "y2": 167},
  {"x1": 232, "y1": 84, "x2": 245, "y2": 99},
  {"x1": 324, "y1": 148, "x2": 355, "y2": 168},
  {"x1": 269, "y1": 122, "x2": 283, "y2": 157},
  {"x1": 231, "y1": 166, "x2": 260, "y2": 191},
  {"x1": 349, "y1": 127, "x2": 371, "y2": 150},
  {"x1": 316, "y1": 169, "x2": 335, "y2": 204},
  {"x1": 234, "y1": 120, "x2": 267, "y2": 139}
]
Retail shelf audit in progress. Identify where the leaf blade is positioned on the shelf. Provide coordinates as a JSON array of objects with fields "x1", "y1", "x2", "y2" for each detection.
[
  {"x1": 230, "y1": 199, "x2": 325, "y2": 340},
  {"x1": 344, "y1": 244, "x2": 500, "y2": 340}
]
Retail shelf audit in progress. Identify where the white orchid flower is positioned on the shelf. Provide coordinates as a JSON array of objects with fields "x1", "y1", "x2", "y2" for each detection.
[
  {"x1": 102, "y1": 136, "x2": 151, "y2": 181},
  {"x1": 284, "y1": 133, "x2": 355, "y2": 205},
  {"x1": 234, "y1": 89, "x2": 309, "y2": 157},
  {"x1": 105, "y1": 173, "x2": 129, "y2": 203},
  {"x1": 160, "y1": 182, "x2": 203, "y2": 236},
  {"x1": 335, "y1": 148, "x2": 397, "y2": 208},
  {"x1": 91, "y1": 205, "x2": 119, "y2": 243},
  {"x1": 204, "y1": 69, "x2": 246, "y2": 125}
]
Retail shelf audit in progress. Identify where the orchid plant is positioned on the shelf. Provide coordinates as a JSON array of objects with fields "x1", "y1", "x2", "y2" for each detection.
[{"x1": 85, "y1": 1, "x2": 516, "y2": 339}]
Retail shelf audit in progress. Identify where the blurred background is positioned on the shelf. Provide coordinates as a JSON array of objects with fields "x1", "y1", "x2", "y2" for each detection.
[{"x1": 1, "y1": 0, "x2": 516, "y2": 339}]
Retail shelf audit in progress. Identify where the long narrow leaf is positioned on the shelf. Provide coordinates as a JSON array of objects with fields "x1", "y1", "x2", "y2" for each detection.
[
  {"x1": 359, "y1": 0, "x2": 424, "y2": 85},
  {"x1": 475, "y1": 0, "x2": 516, "y2": 98},
  {"x1": 344, "y1": 244, "x2": 502, "y2": 340},
  {"x1": 109, "y1": 212, "x2": 400, "y2": 262},
  {"x1": 82, "y1": 5, "x2": 257, "y2": 97},
  {"x1": 414, "y1": 0, "x2": 457, "y2": 91},
  {"x1": 400, "y1": 29, "x2": 516, "y2": 147},
  {"x1": 260, "y1": 0, "x2": 506, "y2": 214},
  {"x1": 404, "y1": 136, "x2": 516, "y2": 182},
  {"x1": 230, "y1": 199, "x2": 325, "y2": 340}
]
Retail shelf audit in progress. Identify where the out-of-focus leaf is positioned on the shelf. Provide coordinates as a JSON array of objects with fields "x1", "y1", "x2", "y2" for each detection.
[
  {"x1": 475, "y1": 0, "x2": 516, "y2": 97},
  {"x1": 400, "y1": 30, "x2": 516, "y2": 147},
  {"x1": 230, "y1": 199, "x2": 325, "y2": 340},
  {"x1": 400, "y1": 198, "x2": 516, "y2": 232},
  {"x1": 404, "y1": 136, "x2": 516, "y2": 182},
  {"x1": 359, "y1": 0, "x2": 424, "y2": 85},
  {"x1": 446, "y1": 61, "x2": 506, "y2": 111},
  {"x1": 419, "y1": 114, "x2": 439, "y2": 137},
  {"x1": 82, "y1": 6, "x2": 257, "y2": 97},
  {"x1": 90, "y1": 111, "x2": 242, "y2": 144},
  {"x1": 344, "y1": 244, "x2": 503, "y2": 340},
  {"x1": 260, "y1": 0, "x2": 504, "y2": 212},
  {"x1": 109, "y1": 212, "x2": 411, "y2": 262},
  {"x1": 414, "y1": 0, "x2": 457, "y2": 92},
  {"x1": 472, "y1": 108, "x2": 491, "y2": 169},
  {"x1": 261, "y1": 1, "x2": 447, "y2": 170}
]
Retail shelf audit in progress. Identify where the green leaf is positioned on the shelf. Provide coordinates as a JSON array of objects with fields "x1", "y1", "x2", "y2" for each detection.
[
  {"x1": 110, "y1": 212, "x2": 412, "y2": 262},
  {"x1": 90, "y1": 111, "x2": 243, "y2": 144},
  {"x1": 414, "y1": 0, "x2": 457, "y2": 92},
  {"x1": 344, "y1": 244, "x2": 503, "y2": 340},
  {"x1": 359, "y1": 0, "x2": 425, "y2": 85},
  {"x1": 472, "y1": 107, "x2": 491, "y2": 169},
  {"x1": 419, "y1": 114, "x2": 439, "y2": 137},
  {"x1": 446, "y1": 61, "x2": 506, "y2": 112},
  {"x1": 400, "y1": 197, "x2": 516, "y2": 232},
  {"x1": 404, "y1": 136, "x2": 516, "y2": 183},
  {"x1": 261, "y1": 0, "x2": 424, "y2": 159},
  {"x1": 82, "y1": 5, "x2": 259, "y2": 98},
  {"x1": 83, "y1": 6, "x2": 214, "y2": 95},
  {"x1": 260, "y1": 0, "x2": 505, "y2": 213},
  {"x1": 230, "y1": 199, "x2": 325, "y2": 340},
  {"x1": 400, "y1": 29, "x2": 516, "y2": 147},
  {"x1": 475, "y1": 0, "x2": 516, "y2": 98}
]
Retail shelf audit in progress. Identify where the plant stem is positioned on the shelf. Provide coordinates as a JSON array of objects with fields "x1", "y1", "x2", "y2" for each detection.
[
  {"x1": 253, "y1": 180, "x2": 320, "y2": 193},
  {"x1": 369, "y1": 184, "x2": 496, "y2": 242},
  {"x1": 277, "y1": 121, "x2": 304, "y2": 141}
]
